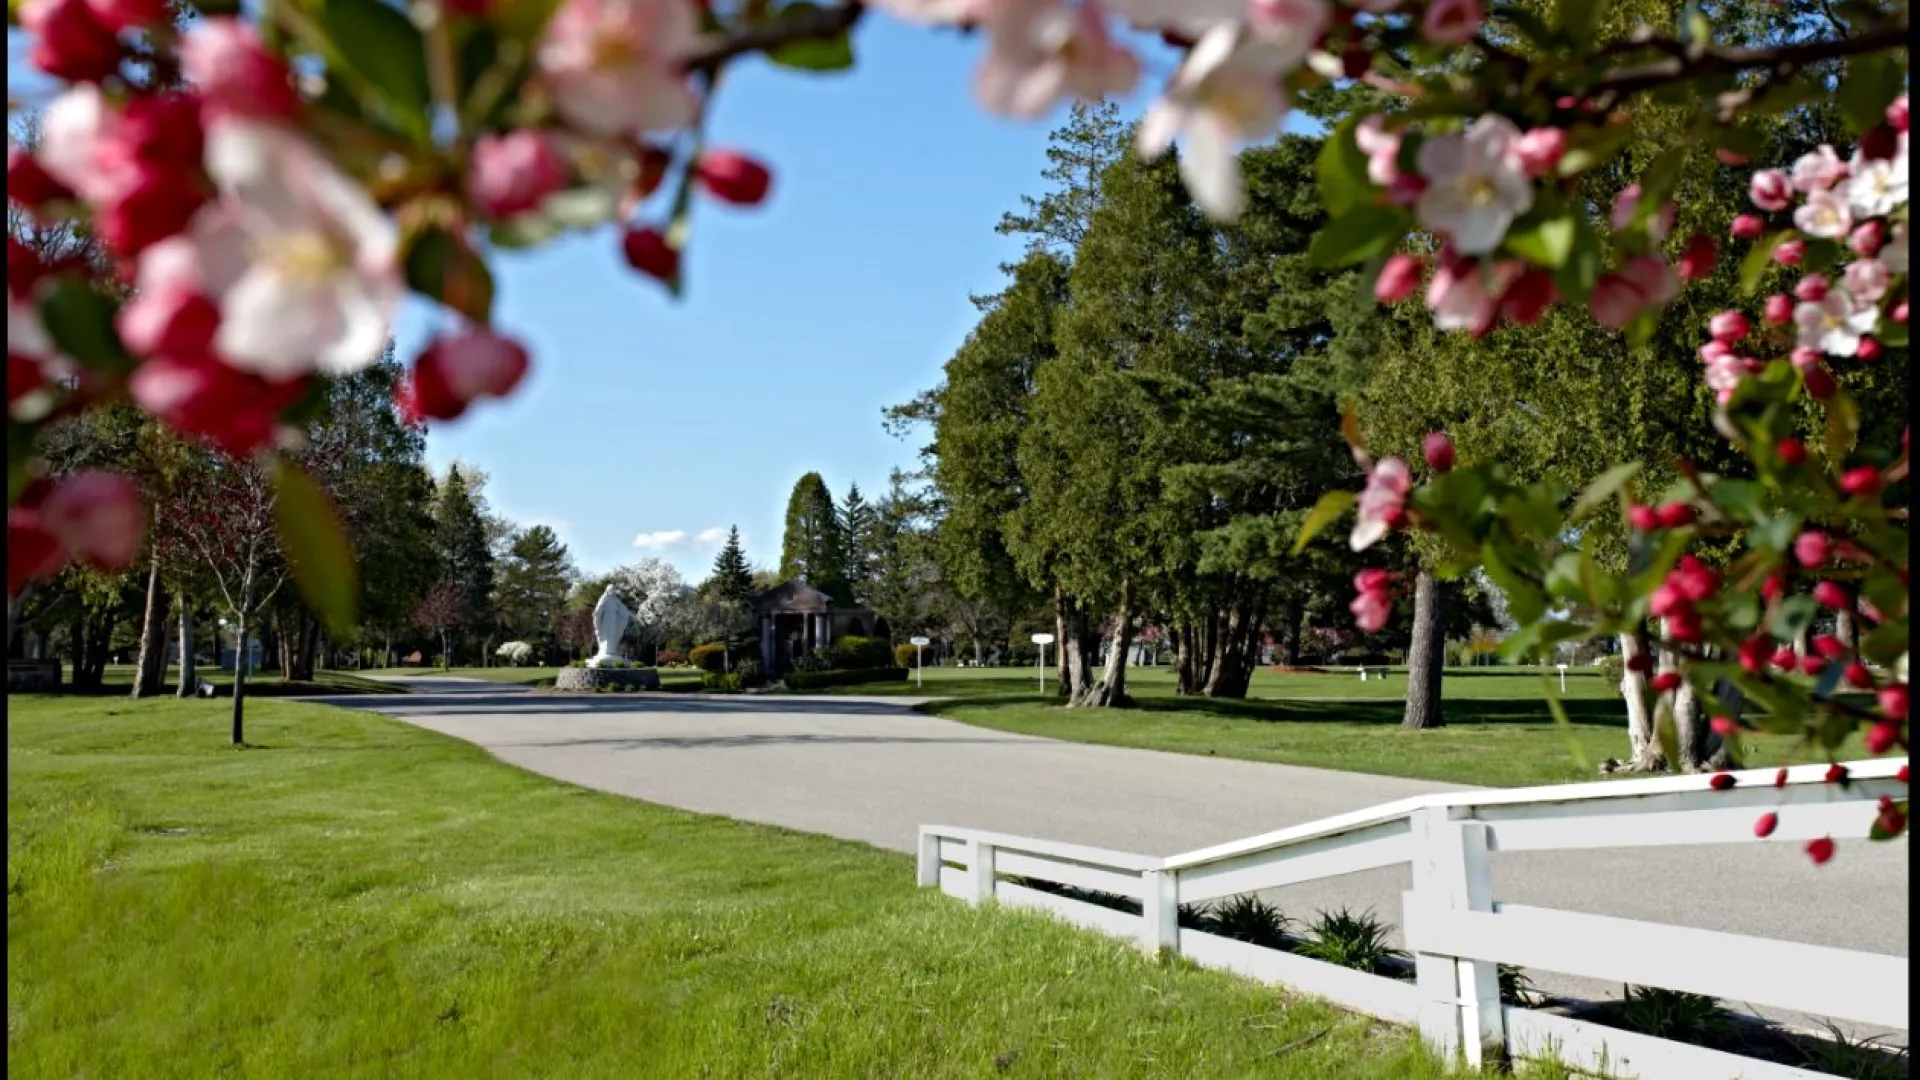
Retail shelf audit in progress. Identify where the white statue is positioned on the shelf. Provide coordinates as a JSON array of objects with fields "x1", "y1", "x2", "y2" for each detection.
[{"x1": 589, "y1": 585, "x2": 634, "y2": 667}]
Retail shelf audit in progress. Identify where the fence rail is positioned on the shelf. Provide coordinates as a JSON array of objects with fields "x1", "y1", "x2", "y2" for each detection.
[{"x1": 918, "y1": 757, "x2": 1908, "y2": 1080}]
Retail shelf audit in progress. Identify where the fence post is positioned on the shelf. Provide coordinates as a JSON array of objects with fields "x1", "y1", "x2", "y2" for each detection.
[
  {"x1": 917, "y1": 829, "x2": 941, "y2": 889},
  {"x1": 966, "y1": 839, "x2": 997, "y2": 905},
  {"x1": 1407, "y1": 806, "x2": 1507, "y2": 1070},
  {"x1": 1140, "y1": 868, "x2": 1179, "y2": 957}
]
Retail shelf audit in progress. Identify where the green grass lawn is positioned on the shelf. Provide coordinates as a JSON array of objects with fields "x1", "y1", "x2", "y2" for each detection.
[
  {"x1": 42, "y1": 664, "x2": 397, "y2": 697},
  {"x1": 8, "y1": 695, "x2": 1507, "y2": 1079},
  {"x1": 880, "y1": 667, "x2": 1872, "y2": 788}
]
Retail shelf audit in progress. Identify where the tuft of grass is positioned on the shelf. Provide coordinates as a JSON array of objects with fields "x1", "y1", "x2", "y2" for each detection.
[
  {"x1": 8, "y1": 695, "x2": 1474, "y2": 1080},
  {"x1": 1198, "y1": 894, "x2": 1292, "y2": 949},
  {"x1": 1616, "y1": 985, "x2": 1734, "y2": 1044},
  {"x1": 1795, "y1": 1022, "x2": 1910, "y2": 1080},
  {"x1": 1296, "y1": 909, "x2": 1407, "y2": 975}
]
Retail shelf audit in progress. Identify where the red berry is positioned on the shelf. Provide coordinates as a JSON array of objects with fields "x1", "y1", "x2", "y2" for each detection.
[
  {"x1": 1805, "y1": 837, "x2": 1835, "y2": 864},
  {"x1": 1708, "y1": 772, "x2": 1736, "y2": 790},
  {"x1": 621, "y1": 226, "x2": 679, "y2": 283},
  {"x1": 1753, "y1": 812, "x2": 1779, "y2": 838}
]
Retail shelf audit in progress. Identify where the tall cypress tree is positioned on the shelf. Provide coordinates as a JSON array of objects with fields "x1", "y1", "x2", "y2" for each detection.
[
  {"x1": 840, "y1": 482, "x2": 879, "y2": 606},
  {"x1": 779, "y1": 472, "x2": 850, "y2": 603},
  {"x1": 707, "y1": 525, "x2": 756, "y2": 606}
]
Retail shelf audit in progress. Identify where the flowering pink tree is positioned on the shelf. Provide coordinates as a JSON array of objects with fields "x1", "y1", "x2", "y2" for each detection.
[{"x1": 3, "y1": 0, "x2": 1908, "y2": 855}]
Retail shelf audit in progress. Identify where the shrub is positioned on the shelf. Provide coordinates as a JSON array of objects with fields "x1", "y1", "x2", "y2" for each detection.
[
  {"x1": 656, "y1": 649, "x2": 685, "y2": 667},
  {"x1": 1296, "y1": 908, "x2": 1404, "y2": 974},
  {"x1": 733, "y1": 658, "x2": 765, "y2": 688},
  {"x1": 1618, "y1": 986, "x2": 1732, "y2": 1044},
  {"x1": 495, "y1": 641, "x2": 534, "y2": 666},
  {"x1": 701, "y1": 671, "x2": 745, "y2": 693},
  {"x1": 689, "y1": 643, "x2": 728, "y2": 673},
  {"x1": 826, "y1": 635, "x2": 893, "y2": 670},
  {"x1": 894, "y1": 643, "x2": 918, "y2": 668},
  {"x1": 782, "y1": 667, "x2": 909, "y2": 691},
  {"x1": 790, "y1": 651, "x2": 831, "y2": 674},
  {"x1": 1195, "y1": 894, "x2": 1290, "y2": 949},
  {"x1": 1595, "y1": 654, "x2": 1625, "y2": 695}
]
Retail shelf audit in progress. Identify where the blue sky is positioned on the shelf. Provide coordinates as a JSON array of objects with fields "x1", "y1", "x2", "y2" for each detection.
[{"x1": 7, "y1": 17, "x2": 1303, "y2": 582}]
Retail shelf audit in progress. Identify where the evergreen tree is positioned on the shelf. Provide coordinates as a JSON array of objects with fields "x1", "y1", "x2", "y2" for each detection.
[
  {"x1": 431, "y1": 466, "x2": 496, "y2": 661},
  {"x1": 778, "y1": 472, "x2": 851, "y2": 603},
  {"x1": 839, "y1": 482, "x2": 880, "y2": 607},
  {"x1": 706, "y1": 526, "x2": 756, "y2": 607},
  {"x1": 495, "y1": 524, "x2": 576, "y2": 652}
]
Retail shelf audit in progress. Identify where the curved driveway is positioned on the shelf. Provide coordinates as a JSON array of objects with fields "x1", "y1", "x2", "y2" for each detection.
[{"x1": 331, "y1": 678, "x2": 1907, "y2": 1028}]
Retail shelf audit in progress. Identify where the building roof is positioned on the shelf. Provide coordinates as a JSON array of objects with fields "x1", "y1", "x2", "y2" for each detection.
[{"x1": 752, "y1": 580, "x2": 836, "y2": 615}]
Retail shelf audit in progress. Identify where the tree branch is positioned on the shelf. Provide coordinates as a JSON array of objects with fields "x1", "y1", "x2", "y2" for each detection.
[
  {"x1": 1587, "y1": 22, "x2": 1909, "y2": 105},
  {"x1": 682, "y1": 1, "x2": 865, "y2": 74}
]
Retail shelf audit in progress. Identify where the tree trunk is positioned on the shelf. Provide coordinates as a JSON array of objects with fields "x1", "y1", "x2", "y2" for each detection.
[
  {"x1": 1618, "y1": 629, "x2": 1665, "y2": 771},
  {"x1": 5, "y1": 582, "x2": 31, "y2": 650},
  {"x1": 176, "y1": 602, "x2": 197, "y2": 697},
  {"x1": 1401, "y1": 571, "x2": 1447, "y2": 730},
  {"x1": 132, "y1": 562, "x2": 169, "y2": 698},
  {"x1": 1058, "y1": 593, "x2": 1099, "y2": 701},
  {"x1": 1281, "y1": 600, "x2": 1304, "y2": 666},
  {"x1": 1203, "y1": 599, "x2": 1264, "y2": 699},
  {"x1": 290, "y1": 613, "x2": 319, "y2": 682},
  {"x1": 441, "y1": 630, "x2": 452, "y2": 670},
  {"x1": 68, "y1": 612, "x2": 92, "y2": 690},
  {"x1": 231, "y1": 584, "x2": 253, "y2": 746},
  {"x1": 1656, "y1": 639, "x2": 1711, "y2": 771},
  {"x1": 1835, "y1": 603, "x2": 1859, "y2": 653},
  {"x1": 1073, "y1": 587, "x2": 1135, "y2": 708}
]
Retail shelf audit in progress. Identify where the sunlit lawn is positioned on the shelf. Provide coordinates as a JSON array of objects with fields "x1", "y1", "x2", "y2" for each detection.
[
  {"x1": 851, "y1": 666, "x2": 1873, "y2": 788},
  {"x1": 7, "y1": 695, "x2": 1497, "y2": 1080},
  {"x1": 356, "y1": 665, "x2": 706, "y2": 691},
  {"x1": 51, "y1": 664, "x2": 396, "y2": 696}
]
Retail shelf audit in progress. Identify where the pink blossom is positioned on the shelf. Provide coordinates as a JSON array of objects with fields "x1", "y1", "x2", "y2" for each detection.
[
  {"x1": 974, "y1": 0, "x2": 1140, "y2": 120},
  {"x1": 469, "y1": 130, "x2": 568, "y2": 220},
  {"x1": 1350, "y1": 457, "x2": 1411, "y2": 552},
  {"x1": 1849, "y1": 220, "x2": 1885, "y2": 255},
  {"x1": 1789, "y1": 346, "x2": 1822, "y2": 371},
  {"x1": 403, "y1": 330, "x2": 532, "y2": 422},
  {"x1": 1136, "y1": 25, "x2": 1301, "y2": 220},
  {"x1": 179, "y1": 18, "x2": 301, "y2": 123},
  {"x1": 1512, "y1": 127, "x2": 1565, "y2": 177},
  {"x1": 1890, "y1": 95, "x2": 1910, "y2": 134},
  {"x1": 1610, "y1": 184, "x2": 1675, "y2": 239},
  {"x1": 1421, "y1": 0, "x2": 1482, "y2": 45},
  {"x1": 114, "y1": 236, "x2": 220, "y2": 360},
  {"x1": 1426, "y1": 258, "x2": 1499, "y2": 334},
  {"x1": 1374, "y1": 253, "x2": 1423, "y2": 304},
  {"x1": 1793, "y1": 189, "x2": 1853, "y2": 239},
  {"x1": 1843, "y1": 257, "x2": 1890, "y2": 303},
  {"x1": 1845, "y1": 146, "x2": 1907, "y2": 217},
  {"x1": 1416, "y1": 114, "x2": 1532, "y2": 255},
  {"x1": 1749, "y1": 169, "x2": 1792, "y2": 211},
  {"x1": 1704, "y1": 354, "x2": 1757, "y2": 404},
  {"x1": 1350, "y1": 569, "x2": 1395, "y2": 632},
  {"x1": 537, "y1": 0, "x2": 700, "y2": 138},
  {"x1": 1796, "y1": 289, "x2": 1879, "y2": 357},
  {"x1": 40, "y1": 471, "x2": 143, "y2": 572},
  {"x1": 1697, "y1": 339, "x2": 1733, "y2": 362},
  {"x1": 1355, "y1": 115, "x2": 1402, "y2": 187},
  {"x1": 1499, "y1": 267, "x2": 1556, "y2": 325},
  {"x1": 1708, "y1": 310, "x2": 1750, "y2": 342},
  {"x1": 1790, "y1": 144, "x2": 1848, "y2": 192},
  {"x1": 1589, "y1": 274, "x2": 1644, "y2": 330}
]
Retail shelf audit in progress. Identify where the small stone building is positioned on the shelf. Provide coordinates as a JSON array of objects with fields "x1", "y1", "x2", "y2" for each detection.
[{"x1": 754, "y1": 580, "x2": 878, "y2": 676}]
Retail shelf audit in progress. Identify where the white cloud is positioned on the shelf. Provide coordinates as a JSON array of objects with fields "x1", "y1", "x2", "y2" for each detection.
[
  {"x1": 631, "y1": 526, "x2": 731, "y2": 551},
  {"x1": 632, "y1": 529, "x2": 690, "y2": 550}
]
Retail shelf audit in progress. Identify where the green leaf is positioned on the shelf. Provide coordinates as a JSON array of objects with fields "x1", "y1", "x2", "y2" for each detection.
[
  {"x1": 1879, "y1": 316, "x2": 1908, "y2": 348},
  {"x1": 39, "y1": 282, "x2": 136, "y2": 374},
  {"x1": 1569, "y1": 462, "x2": 1641, "y2": 522},
  {"x1": 1307, "y1": 207, "x2": 1402, "y2": 269},
  {"x1": 1557, "y1": 123, "x2": 1631, "y2": 178},
  {"x1": 1556, "y1": 0, "x2": 1608, "y2": 41},
  {"x1": 1860, "y1": 619, "x2": 1907, "y2": 665},
  {"x1": 270, "y1": 459, "x2": 358, "y2": 638},
  {"x1": 1482, "y1": 540, "x2": 1545, "y2": 624},
  {"x1": 319, "y1": 0, "x2": 432, "y2": 138},
  {"x1": 1553, "y1": 210, "x2": 1603, "y2": 301},
  {"x1": 1317, "y1": 118, "x2": 1373, "y2": 217},
  {"x1": 1768, "y1": 594, "x2": 1819, "y2": 640},
  {"x1": 1740, "y1": 231, "x2": 1792, "y2": 294},
  {"x1": 1292, "y1": 490, "x2": 1356, "y2": 554},
  {"x1": 1839, "y1": 53, "x2": 1904, "y2": 136},
  {"x1": 1507, "y1": 212, "x2": 1578, "y2": 269},
  {"x1": 403, "y1": 226, "x2": 495, "y2": 324},
  {"x1": 765, "y1": 2, "x2": 855, "y2": 72},
  {"x1": 1496, "y1": 4, "x2": 1562, "y2": 47},
  {"x1": 7, "y1": 423, "x2": 32, "y2": 505},
  {"x1": 1823, "y1": 386, "x2": 1861, "y2": 465}
]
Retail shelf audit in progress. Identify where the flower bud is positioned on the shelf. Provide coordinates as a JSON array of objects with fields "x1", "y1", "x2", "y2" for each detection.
[
  {"x1": 1849, "y1": 220, "x2": 1885, "y2": 255},
  {"x1": 1857, "y1": 123, "x2": 1900, "y2": 162},
  {"x1": 1812, "y1": 580, "x2": 1850, "y2": 609},
  {"x1": 621, "y1": 225, "x2": 679, "y2": 283},
  {"x1": 1773, "y1": 240, "x2": 1806, "y2": 265},
  {"x1": 1677, "y1": 234, "x2": 1717, "y2": 280},
  {"x1": 1423, "y1": 431, "x2": 1456, "y2": 473},
  {"x1": 1856, "y1": 337, "x2": 1882, "y2": 361},
  {"x1": 693, "y1": 149, "x2": 773, "y2": 207},
  {"x1": 1839, "y1": 465, "x2": 1883, "y2": 497},
  {"x1": 1762, "y1": 294, "x2": 1793, "y2": 326},
  {"x1": 1513, "y1": 128, "x2": 1566, "y2": 177},
  {"x1": 1753, "y1": 812, "x2": 1778, "y2": 838},
  {"x1": 1730, "y1": 214, "x2": 1765, "y2": 239},
  {"x1": 1889, "y1": 95, "x2": 1910, "y2": 133},
  {"x1": 1794, "y1": 274, "x2": 1829, "y2": 302},
  {"x1": 1373, "y1": 254, "x2": 1424, "y2": 304},
  {"x1": 1652, "y1": 672, "x2": 1683, "y2": 693},
  {"x1": 1654, "y1": 501, "x2": 1695, "y2": 528},
  {"x1": 469, "y1": 129, "x2": 567, "y2": 221},
  {"x1": 1707, "y1": 310, "x2": 1750, "y2": 341},
  {"x1": 1804, "y1": 836, "x2": 1835, "y2": 865},
  {"x1": 1794, "y1": 529, "x2": 1830, "y2": 567},
  {"x1": 1627, "y1": 504, "x2": 1660, "y2": 532},
  {"x1": 1802, "y1": 364, "x2": 1836, "y2": 399},
  {"x1": 20, "y1": 0, "x2": 123, "y2": 83},
  {"x1": 1879, "y1": 683, "x2": 1908, "y2": 720}
]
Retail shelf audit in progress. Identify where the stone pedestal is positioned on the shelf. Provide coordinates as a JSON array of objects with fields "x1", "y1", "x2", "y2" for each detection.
[{"x1": 554, "y1": 666, "x2": 661, "y2": 692}]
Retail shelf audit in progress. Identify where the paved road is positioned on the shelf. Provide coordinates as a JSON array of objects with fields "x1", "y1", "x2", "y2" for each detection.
[{"x1": 332, "y1": 678, "x2": 1907, "y2": 1030}]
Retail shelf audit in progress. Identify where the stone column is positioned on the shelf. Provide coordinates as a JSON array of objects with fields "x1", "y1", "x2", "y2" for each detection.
[{"x1": 760, "y1": 616, "x2": 773, "y2": 673}]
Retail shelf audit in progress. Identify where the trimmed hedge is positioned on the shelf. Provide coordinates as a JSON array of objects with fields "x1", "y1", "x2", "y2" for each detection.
[
  {"x1": 825, "y1": 635, "x2": 893, "y2": 670},
  {"x1": 689, "y1": 643, "x2": 728, "y2": 673},
  {"x1": 782, "y1": 667, "x2": 910, "y2": 691}
]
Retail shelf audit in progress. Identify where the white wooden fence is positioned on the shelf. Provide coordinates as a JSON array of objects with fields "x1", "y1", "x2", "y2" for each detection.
[{"x1": 918, "y1": 758, "x2": 1908, "y2": 1080}]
